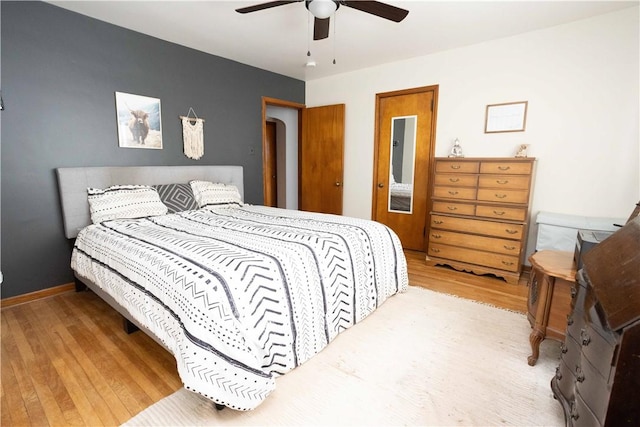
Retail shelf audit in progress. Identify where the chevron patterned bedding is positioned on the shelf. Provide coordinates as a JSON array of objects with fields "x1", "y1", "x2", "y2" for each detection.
[{"x1": 71, "y1": 205, "x2": 408, "y2": 410}]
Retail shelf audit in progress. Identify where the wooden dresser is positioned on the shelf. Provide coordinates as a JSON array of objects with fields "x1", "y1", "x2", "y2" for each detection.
[
  {"x1": 426, "y1": 157, "x2": 535, "y2": 284},
  {"x1": 551, "y1": 216, "x2": 640, "y2": 426}
]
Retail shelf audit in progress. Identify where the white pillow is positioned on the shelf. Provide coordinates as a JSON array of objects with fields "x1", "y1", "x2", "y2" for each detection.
[
  {"x1": 87, "y1": 185, "x2": 168, "y2": 224},
  {"x1": 190, "y1": 180, "x2": 243, "y2": 208}
]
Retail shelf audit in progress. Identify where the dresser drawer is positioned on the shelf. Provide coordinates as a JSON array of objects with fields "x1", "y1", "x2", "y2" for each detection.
[
  {"x1": 475, "y1": 205, "x2": 527, "y2": 221},
  {"x1": 580, "y1": 323, "x2": 618, "y2": 381},
  {"x1": 555, "y1": 357, "x2": 577, "y2": 403},
  {"x1": 435, "y1": 160, "x2": 480, "y2": 174},
  {"x1": 576, "y1": 356, "x2": 612, "y2": 424},
  {"x1": 561, "y1": 334, "x2": 582, "y2": 381},
  {"x1": 432, "y1": 201, "x2": 476, "y2": 216},
  {"x1": 433, "y1": 186, "x2": 477, "y2": 200},
  {"x1": 428, "y1": 243, "x2": 520, "y2": 271},
  {"x1": 434, "y1": 174, "x2": 478, "y2": 187},
  {"x1": 430, "y1": 215, "x2": 523, "y2": 239},
  {"x1": 574, "y1": 390, "x2": 602, "y2": 427},
  {"x1": 567, "y1": 309, "x2": 587, "y2": 347},
  {"x1": 477, "y1": 188, "x2": 529, "y2": 204},
  {"x1": 480, "y1": 161, "x2": 533, "y2": 175},
  {"x1": 478, "y1": 175, "x2": 530, "y2": 190},
  {"x1": 428, "y1": 230, "x2": 521, "y2": 256}
]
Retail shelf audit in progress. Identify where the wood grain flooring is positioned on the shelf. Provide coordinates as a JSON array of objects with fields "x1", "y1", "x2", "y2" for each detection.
[{"x1": 1, "y1": 251, "x2": 529, "y2": 426}]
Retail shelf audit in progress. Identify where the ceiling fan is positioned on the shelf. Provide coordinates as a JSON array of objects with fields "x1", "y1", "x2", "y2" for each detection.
[{"x1": 236, "y1": 0, "x2": 409, "y2": 40}]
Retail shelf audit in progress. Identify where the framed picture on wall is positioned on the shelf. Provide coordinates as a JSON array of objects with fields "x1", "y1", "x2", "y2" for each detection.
[
  {"x1": 484, "y1": 101, "x2": 528, "y2": 133},
  {"x1": 115, "y1": 92, "x2": 163, "y2": 149}
]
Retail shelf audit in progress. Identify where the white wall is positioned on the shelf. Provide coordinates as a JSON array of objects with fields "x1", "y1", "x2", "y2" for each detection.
[{"x1": 306, "y1": 7, "x2": 639, "y2": 257}]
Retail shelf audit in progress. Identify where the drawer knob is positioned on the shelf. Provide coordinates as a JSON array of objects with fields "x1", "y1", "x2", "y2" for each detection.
[
  {"x1": 560, "y1": 343, "x2": 568, "y2": 354},
  {"x1": 555, "y1": 366, "x2": 563, "y2": 380},
  {"x1": 495, "y1": 193, "x2": 507, "y2": 199},
  {"x1": 575, "y1": 367, "x2": 585, "y2": 383},
  {"x1": 431, "y1": 234, "x2": 441, "y2": 239},
  {"x1": 496, "y1": 179, "x2": 509, "y2": 184},
  {"x1": 448, "y1": 190, "x2": 459, "y2": 195},
  {"x1": 433, "y1": 220, "x2": 444, "y2": 225},
  {"x1": 570, "y1": 286, "x2": 577, "y2": 299},
  {"x1": 447, "y1": 206, "x2": 457, "y2": 211},
  {"x1": 449, "y1": 178, "x2": 460, "y2": 182},
  {"x1": 570, "y1": 400, "x2": 580, "y2": 420},
  {"x1": 502, "y1": 261, "x2": 515, "y2": 266},
  {"x1": 505, "y1": 229, "x2": 518, "y2": 235},
  {"x1": 580, "y1": 329, "x2": 591, "y2": 346},
  {"x1": 567, "y1": 315, "x2": 574, "y2": 326},
  {"x1": 503, "y1": 245, "x2": 516, "y2": 251},
  {"x1": 498, "y1": 166, "x2": 511, "y2": 171},
  {"x1": 493, "y1": 210, "x2": 506, "y2": 216},
  {"x1": 450, "y1": 165, "x2": 461, "y2": 170},
  {"x1": 431, "y1": 248, "x2": 441, "y2": 253}
]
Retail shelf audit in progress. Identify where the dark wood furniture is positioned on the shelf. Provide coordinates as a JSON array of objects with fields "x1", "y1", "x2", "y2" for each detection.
[
  {"x1": 426, "y1": 157, "x2": 535, "y2": 284},
  {"x1": 527, "y1": 250, "x2": 576, "y2": 366},
  {"x1": 551, "y1": 216, "x2": 640, "y2": 426}
]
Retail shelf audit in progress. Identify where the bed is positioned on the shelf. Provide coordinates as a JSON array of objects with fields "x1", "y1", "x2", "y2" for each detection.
[
  {"x1": 56, "y1": 165, "x2": 408, "y2": 411},
  {"x1": 389, "y1": 181, "x2": 412, "y2": 211}
]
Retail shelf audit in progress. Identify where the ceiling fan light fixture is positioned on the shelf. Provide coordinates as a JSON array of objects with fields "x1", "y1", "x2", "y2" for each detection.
[{"x1": 306, "y1": 0, "x2": 338, "y2": 19}]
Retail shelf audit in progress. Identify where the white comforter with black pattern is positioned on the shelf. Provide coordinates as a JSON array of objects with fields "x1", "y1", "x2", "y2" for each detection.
[{"x1": 71, "y1": 205, "x2": 408, "y2": 410}]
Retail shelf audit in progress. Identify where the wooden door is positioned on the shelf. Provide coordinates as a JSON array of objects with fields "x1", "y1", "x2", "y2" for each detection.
[
  {"x1": 300, "y1": 104, "x2": 345, "y2": 215},
  {"x1": 372, "y1": 87, "x2": 437, "y2": 250},
  {"x1": 263, "y1": 121, "x2": 277, "y2": 207}
]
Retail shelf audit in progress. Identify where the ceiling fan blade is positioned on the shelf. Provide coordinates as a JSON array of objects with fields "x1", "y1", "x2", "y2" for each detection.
[
  {"x1": 342, "y1": 1, "x2": 409, "y2": 22},
  {"x1": 313, "y1": 17, "x2": 330, "y2": 40},
  {"x1": 236, "y1": 1, "x2": 301, "y2": 14}
]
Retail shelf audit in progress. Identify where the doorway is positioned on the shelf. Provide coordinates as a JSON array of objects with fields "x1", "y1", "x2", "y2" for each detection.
[
  {"x1": 263, "y1": 98, "x2": 304, "y2": 209},
  {"x1": 262, "y1": 97, "x2": 345, "y2": 215},
  {"x1": 371, "y1": 86, "x2": 438, "y2": 251}
]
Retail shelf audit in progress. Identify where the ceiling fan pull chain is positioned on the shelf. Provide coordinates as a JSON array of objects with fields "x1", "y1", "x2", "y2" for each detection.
[
  {"x1": 332, "y1": 11, "x2": 336, "y2": 64},
  {"x1": 307, "y1": 11, "x2": 312, "y2": 58}
]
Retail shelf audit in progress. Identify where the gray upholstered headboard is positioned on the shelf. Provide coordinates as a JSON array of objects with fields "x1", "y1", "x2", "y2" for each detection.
[{"x1": 56, "y1": 165, "x2": 244, "y2": 239}]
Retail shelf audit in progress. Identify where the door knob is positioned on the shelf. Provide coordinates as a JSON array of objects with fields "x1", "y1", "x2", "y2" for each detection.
[
  {"x1": 378, "y1": 183, "x2": 384, "y2": 188},
  {"x1": 335, "y1": 182, "x2": 341, "y2": 187}
]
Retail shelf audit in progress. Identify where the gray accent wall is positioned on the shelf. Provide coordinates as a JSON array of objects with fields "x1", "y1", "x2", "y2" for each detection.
[{"x1": 1, "y1": 1, "x2": 305, "y2": 298}]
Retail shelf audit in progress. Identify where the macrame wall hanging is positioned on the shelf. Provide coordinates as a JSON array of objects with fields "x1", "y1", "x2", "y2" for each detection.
[{"x1": 180, "y1": 107, "x2": 205, "y2": 160}]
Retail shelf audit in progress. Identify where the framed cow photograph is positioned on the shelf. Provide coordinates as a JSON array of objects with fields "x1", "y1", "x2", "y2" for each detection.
[{"x1": 115, "y1": 92, "x2": 163, "y2": 149}]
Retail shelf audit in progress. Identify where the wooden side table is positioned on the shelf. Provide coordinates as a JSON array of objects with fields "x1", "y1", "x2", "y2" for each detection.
[{"x1": 526, "y1": 250, "x2": 576, "y2": 366}]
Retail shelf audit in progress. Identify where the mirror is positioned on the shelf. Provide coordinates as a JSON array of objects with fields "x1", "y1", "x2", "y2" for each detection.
[{"x1": 388, "y1": 115, "x2": 417, "y2": 213}]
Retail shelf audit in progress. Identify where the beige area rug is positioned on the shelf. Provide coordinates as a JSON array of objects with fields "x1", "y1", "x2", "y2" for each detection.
[{"x1": 124, "y1": 286, "x2": 564, "y2": 426}]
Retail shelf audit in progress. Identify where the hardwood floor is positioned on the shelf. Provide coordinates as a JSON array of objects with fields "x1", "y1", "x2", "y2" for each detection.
[
  {"x1": 405, "y1": 250, "x2": 529, "y2": 313},
  {"x1": 1, "y1": 251, "x2": 530, "y2": 426}
]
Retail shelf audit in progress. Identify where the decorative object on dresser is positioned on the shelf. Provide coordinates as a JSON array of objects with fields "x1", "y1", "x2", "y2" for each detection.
[
  {"x1": 527, "y1": 250, "x2": 577, "y2": 366},
  {"x1": 551, "y1": 216, "x2": 640, "y2": 427},
  {"x1": 427, "y1": 157, "x2": 535, "y2": 284},
  {"x1": 515, "y1": 143, "x2": 529, "y2": 158},
  {"x1": 448, "y1": 138, "x2": 464, "y2": 157}
]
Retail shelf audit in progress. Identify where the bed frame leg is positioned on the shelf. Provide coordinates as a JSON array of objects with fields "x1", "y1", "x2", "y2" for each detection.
[
  {"x1": 74, "y1": 277, "x2": 88, "y2": 292},
  {"x1": 215, "y1": 403, "x2": 225, "y2": 411},
  {"x1": 123, "y1": 317, "x2": 140, "y2": 334}
]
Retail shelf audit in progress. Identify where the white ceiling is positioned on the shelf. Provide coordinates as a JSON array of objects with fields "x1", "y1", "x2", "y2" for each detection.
[{"x1": 49, "y1": 1, "x2": 638, "y2": 81}]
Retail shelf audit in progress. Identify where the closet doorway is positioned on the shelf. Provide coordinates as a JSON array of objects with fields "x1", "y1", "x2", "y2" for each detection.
[{"x1": 371, "y1": 86, "x2": 438, "y2": 251}]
